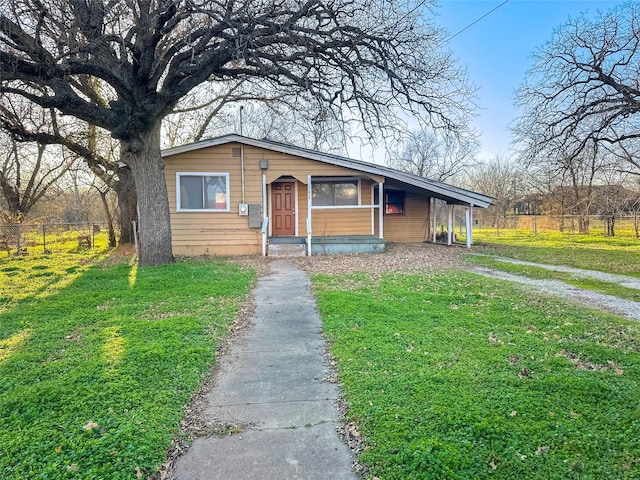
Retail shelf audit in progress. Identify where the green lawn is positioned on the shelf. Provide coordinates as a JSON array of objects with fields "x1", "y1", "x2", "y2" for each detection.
[
  {"x1": 314, "y1": 271, "x2": 640, "y2": 479},
  {"x1": 0, "y1": 234, "x2": 112, "y2": 314},
  {"x1": 0, "y1": 249, "x2": 256, "y2": 479},
  {"x1": 472, "y1": 231, "x2": 640, "y2": 277}
]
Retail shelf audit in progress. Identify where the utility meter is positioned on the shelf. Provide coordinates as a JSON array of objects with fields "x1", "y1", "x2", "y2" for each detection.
[{"x1": 238, "y1": 203, "x2": 249, "y2": 216}]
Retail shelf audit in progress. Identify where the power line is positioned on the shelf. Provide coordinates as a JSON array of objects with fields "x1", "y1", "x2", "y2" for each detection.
[{"x1": 444, "y1": 0, "x2": 511, "y2": 44}]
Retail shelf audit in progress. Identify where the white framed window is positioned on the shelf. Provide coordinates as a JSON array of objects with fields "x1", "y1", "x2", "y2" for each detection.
[
  {"x1": 176, "y1": 172, "x2": 230, "y2": 212},
  {"x1": 311, "y1": 178, "x2": 360, "y2": 206}
]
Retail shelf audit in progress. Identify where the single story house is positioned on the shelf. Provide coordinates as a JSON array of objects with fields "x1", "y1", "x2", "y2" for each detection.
[{"x1": 162, "y1": 134, "x2": 493, "y2": 256}]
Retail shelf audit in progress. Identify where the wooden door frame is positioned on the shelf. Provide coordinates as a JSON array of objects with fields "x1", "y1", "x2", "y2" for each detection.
[{"x1": 268, "y1": 180, "x2": 298, "y2": 237}]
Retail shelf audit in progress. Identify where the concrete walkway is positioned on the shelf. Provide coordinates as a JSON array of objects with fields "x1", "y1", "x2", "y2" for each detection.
[{"x1": 174, "y1": 261, "x2": 359, "y2": 480}]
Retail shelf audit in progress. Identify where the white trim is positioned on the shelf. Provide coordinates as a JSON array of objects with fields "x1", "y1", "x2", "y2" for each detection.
[
  {"x1": 311, "y1": 204, "x2": 379, "y2": 210},
  {"x1": 378, "y1": 182, "x2": 384, "y2": 239},
  {"x1": 176, "y1": 172, "x2": 230, "y2": 212},
  {"x1": 308, "y1": 175, "x2": 312, "y2": 255},
  {"x1": 267, "y1": 183, "x2": 272, "y2": 237},
  {"x1": 294, "y1": 181, "x2": 299, "y2": 237}
]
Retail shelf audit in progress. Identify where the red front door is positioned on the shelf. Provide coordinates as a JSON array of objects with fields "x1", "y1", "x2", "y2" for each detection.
[{"x1": 272, "y1": 182, "x2": 296, "y2": 236}]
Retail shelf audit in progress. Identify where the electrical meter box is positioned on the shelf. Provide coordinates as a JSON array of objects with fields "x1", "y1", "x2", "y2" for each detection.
[
  {"x1": 248, "y1": 204, "x2": 261, "y2": 228},
  {"x1": 238, "y1": 203, "x2": 249, "y2": 216}
]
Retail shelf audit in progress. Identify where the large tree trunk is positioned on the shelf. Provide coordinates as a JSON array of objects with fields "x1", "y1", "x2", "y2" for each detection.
[
  {"x1": 114, "y1": 167, "x2": 137, "y2": 244},
  {"x1": 121, "y1": 126, "x2": 174, "y2": 266}
]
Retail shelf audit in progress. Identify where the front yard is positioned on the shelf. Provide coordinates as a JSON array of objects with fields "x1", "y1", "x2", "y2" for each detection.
[
  {"x1": 314, "y1": 270, "x2": 640, "y2": 479},
  {"x1": 0, "y1": 249, "x2": 256, "y2": 479},
  {"x1": 1, "y1": 237, "x2": 639, "y2": 479}
]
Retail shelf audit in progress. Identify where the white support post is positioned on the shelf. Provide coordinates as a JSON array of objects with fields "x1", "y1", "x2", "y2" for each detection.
[
  {"x1": 447, "y1": 203, "x2": 454, "y2": 245},
  {"x1": 467, "y1": 204, "x2": 474, "y2": 247},
  {"x1": 430, "y1": 198, "x2": 436, "y2": 243},
  {"x1": 307, "y1": 175, "x2": 312, "y2": 255},
  {"x1": 262, "y1": 174, "x2": 267, "y2": 221},
  {"x1": 371, "y1": 185, "x2": 375, "y2": 235},
  {"x1": 378, "y1": 182, "x2": 384, "y2": 239},
  {"x1": 261, "y1": 218, "x2": 268, "y2": 257}
]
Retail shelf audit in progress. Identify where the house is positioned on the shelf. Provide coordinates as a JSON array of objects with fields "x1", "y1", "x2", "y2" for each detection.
[{"x1": 162, "y1": 135, "x2": 493, "y2": 256}]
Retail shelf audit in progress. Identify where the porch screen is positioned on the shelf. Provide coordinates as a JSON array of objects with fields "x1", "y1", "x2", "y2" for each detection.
[
  {"x1": 177, "y1": 173, "x2": 229, "y2": 211},
  {"x1": 311, "y1": 180, "x2": 358, "y2": 206}
]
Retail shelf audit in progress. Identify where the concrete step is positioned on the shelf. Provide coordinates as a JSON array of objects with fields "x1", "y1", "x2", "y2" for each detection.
[{"x1": 268, "y1": 243, "x2": 307, "y2": 257}]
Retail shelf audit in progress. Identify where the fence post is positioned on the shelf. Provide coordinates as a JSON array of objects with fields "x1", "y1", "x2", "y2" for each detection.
[
  {"x1": 42, "y1": 224, "x2": 47, "y2": 253},
  {"x1": 16, "y1": 223, "x2": 21, "y2": 255}
]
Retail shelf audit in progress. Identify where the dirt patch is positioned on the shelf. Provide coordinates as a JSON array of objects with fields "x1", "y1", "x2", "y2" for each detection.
[
  {"x1": 98, "y1": 244, "x2": 137, "y2": 266},
  {"x1": 293, "y1": 242, "x2": 467, "y2": 276},
  {"x1": 560, "y1": 350, "x2": 624, "y2": 374}
]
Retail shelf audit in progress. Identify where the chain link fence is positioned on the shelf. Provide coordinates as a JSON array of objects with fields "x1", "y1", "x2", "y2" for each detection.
[
  {"x1": 0, "y1": 223, "x2": 107, "y2": 256},
  {"x1": 475, "y1": 214, "x2": 640, "y2": 238}
]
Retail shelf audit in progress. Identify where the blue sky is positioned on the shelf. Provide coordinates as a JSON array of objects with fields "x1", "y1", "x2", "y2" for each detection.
[{"x1": 436, "y1": 0, "x2": 624, "y2": 161}]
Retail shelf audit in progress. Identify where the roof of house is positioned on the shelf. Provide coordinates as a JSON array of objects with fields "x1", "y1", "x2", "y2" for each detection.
[{"x1": 162, "y1": 134, "x2": 493, "y2": 208}]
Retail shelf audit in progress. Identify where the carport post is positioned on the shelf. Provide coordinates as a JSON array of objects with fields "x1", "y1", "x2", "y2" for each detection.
[
  {"x1": 430, "y1": 197, "x2": 437, "y2": 243},
  {"x1": 447, "y1": 203, "x2": 454, "y2": 245},
  {"x1": 378, "y1": 182, "x2": 384, "y2": 239},
  {"x1": 307, "y1": 175, "x2": 312, "y2": 254},
  {"x1": 466, "y1": 204, "x2": 473, "y2": 248}
]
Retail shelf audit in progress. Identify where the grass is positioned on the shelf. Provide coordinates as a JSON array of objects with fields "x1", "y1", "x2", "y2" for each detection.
[
  {"x1": 473, "y1": 230, "x2": 640, "y2": 277},
  {"x1": 464, "y1": 255, "x2": 640, "y2": 303},
  {"x1": 0, "y1": 250, "x2": 256, "y2": 479},
  {"x1": 314, "y1": 271, "x2": 640, "y2": 480},
  {"x1": 0, "y1": 233, "x2": 112, "y2": 314}
]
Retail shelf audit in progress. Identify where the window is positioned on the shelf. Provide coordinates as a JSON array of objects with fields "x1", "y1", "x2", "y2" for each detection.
[
  {"x1": 311, "y1": 179, "x2": 359, "y2": 206},
  {"x1": 177, "y1": 173, "x2": 229, "y2": 211},
  {"x1": 385, "y1": 191, "x2": 405, "y2": 215}
]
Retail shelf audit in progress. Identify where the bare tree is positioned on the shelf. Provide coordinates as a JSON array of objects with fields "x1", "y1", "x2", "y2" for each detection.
[
  {"x1": 0, "y1": 0, "x2": 473, "y2": 265},
  {"x1": 0, "y1": 97, "x2": 137, "y2": 243},
  {"x1": 229, "y1": 100, "x2": 347, "y2": 154},
  {"x1": 465, "y1": 155, "x2": 520, "y2": 227},
  {"x1": 0, "y1": 130, "x2": 76, "y2": 224},
  {"x1": 386, "y1": 128, "x2": 479, "y2": 184},
  {"x1": 165, "y1": 85, "x2": 348, "y2": 154},
  {"x1": 514, "y1": 2, "x2": 640, "y2": 174}
]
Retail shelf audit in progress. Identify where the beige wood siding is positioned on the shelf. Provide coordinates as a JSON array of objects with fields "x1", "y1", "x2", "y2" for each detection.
[
  {"x1": 165, "y1": 144, "x2": 263, "y2": 256},
  {"x1": 377, "y1": 192, "x2": 431, "y2": 242},
  {"x1": 164, "y1": 143, "x2": 384, "y2": 255}
]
